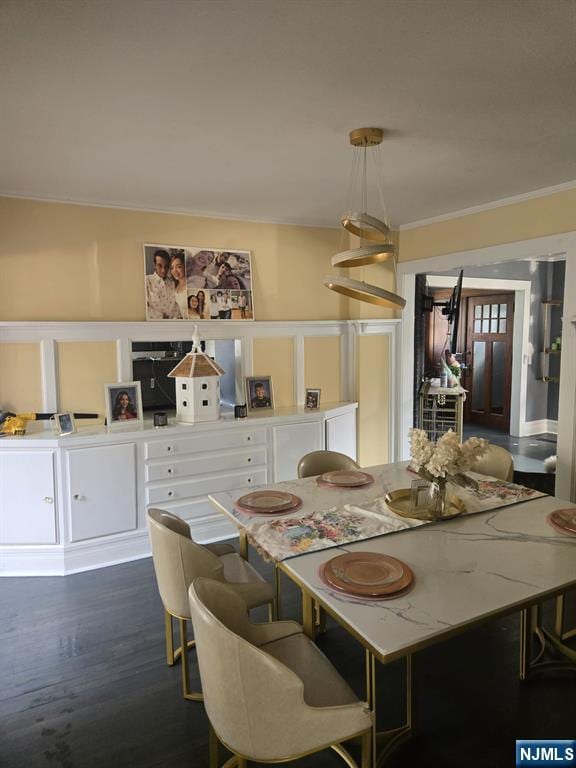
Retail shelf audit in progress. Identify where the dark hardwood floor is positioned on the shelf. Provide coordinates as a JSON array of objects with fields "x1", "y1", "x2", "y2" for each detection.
[{"x1": 1, "y1": 547, "x2": 573, "y2": 768}]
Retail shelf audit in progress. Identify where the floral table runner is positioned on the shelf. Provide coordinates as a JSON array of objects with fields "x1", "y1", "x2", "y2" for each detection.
[{"x1": 236, "y1": 466, "x2": 546, "y2": 562}]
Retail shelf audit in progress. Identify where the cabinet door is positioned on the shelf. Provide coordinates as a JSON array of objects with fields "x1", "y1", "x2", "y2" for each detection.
[
  {"x1": 66, "y1": 444, "x2": 137, "y2": 542},
  {"x1": 273, "y1": 422, "x2": 322, "y2": 482},
  {"x1": 0, "y1": 451, "x2": 57, "y2": 544},
  {"x1": 326, "y1": 411, "x2": 357, "y2": 461}
]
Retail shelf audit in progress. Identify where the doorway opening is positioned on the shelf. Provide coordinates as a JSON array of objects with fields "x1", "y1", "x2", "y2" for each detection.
[{"x1": 414, "y1": 258, "x2": 566, "y2": 490}]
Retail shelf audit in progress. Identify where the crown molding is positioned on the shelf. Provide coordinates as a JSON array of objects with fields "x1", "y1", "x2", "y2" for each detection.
[
  {"x1": 399, "y1": 179, "x2": 576, "y2": 231},
  {"x1": 0, "y1": 192, "x2": 340, "y2": 232}
]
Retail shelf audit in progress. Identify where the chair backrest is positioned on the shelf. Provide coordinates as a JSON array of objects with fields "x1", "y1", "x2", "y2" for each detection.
[
  {"x1": 471, "y1": 444, "x2": 514, "y2": 482},
  {"x1": 188, "y1": 578, "x2": 318, "y2": 760},
  {"x1": 297, "y1": 450, "x2": 360, "y2": 479},
  {"x1": 147, "y1": 508, "x2": 224, "y2": 618}
]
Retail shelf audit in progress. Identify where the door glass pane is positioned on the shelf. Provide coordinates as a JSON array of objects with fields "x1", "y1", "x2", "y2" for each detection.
[
  {"x1": 499, "y1": 319, "x2": 506, "y2": 333},
  {"x1": 490, "y1": 319, "x2": 498, "y2": 333},
  {"x1": 474, "y1": 305, "x2": 481, "y2": 319},
  {"x1": 491, "y1": 341, "x2": 505, "y2": 414},
  {"x1": 491, "y1": 304, "x2": 499, "y2": 317},
  {"x1": 482, "y1": 305, "x2": 490, "y2": 318},
  {"x1": 500, "y1": 303, "x2": 507, "y2": 318},
  {"x1": 482, "y1": 319, "x2": 490, "y2": 333},
  {"x1": 473, "y1": 341, "x2": 485, "y2": 411},
  {"x1": 474, "y1": 320, "x2": 481, "y2": 333}
]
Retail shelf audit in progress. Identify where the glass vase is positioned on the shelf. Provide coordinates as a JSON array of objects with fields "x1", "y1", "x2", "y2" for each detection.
[{"x1": 429, "y1": 480, "x2": 448, "y2": 519}]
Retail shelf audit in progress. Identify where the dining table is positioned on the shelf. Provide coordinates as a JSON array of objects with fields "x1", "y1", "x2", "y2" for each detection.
[{"x1": 209, "y1": 461, "x2": 576, "y2": 766}]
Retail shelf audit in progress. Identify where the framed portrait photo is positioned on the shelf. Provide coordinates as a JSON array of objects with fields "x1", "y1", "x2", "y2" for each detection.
[
  {"x1": 53, "y1": 412, "x2": 76, "y2": 436},
  {"x1": 305, "y1": 388, "x2": 321, "y2": 410},
  {"x1": 104, "y1": 382, "x2": 144, "y2": 428},
  {"x1": 246, "y1": 376, "x2": 274, "y2": 412}
]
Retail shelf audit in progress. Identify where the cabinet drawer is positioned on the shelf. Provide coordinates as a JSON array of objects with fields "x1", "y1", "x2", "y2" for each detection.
[
  {"x1": 146, "y1": 467, "x2": 267, "y2": 505},
  {"x1": 144, "y1": 428, "x2": 266, "y2": 459},
  {"x1": 145, "y1": 446, "x2": 266, "y2": 483}
]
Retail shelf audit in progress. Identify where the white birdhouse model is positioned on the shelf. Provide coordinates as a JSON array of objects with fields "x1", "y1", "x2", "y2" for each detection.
[{"x1": 167, "y1": 346, "x2": 225, "y2": 425}]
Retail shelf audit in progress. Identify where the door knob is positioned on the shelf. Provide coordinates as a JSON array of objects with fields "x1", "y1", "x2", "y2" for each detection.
[
  {"x1": 73, "y1": 493, "x2": 82, "y2": 501},
  {"x1": 43, "y1": 496, "x2": 54, "y2": 504}
]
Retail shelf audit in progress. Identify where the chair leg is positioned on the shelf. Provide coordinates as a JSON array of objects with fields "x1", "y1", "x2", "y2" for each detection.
[
  {"x1": 208, "y1": 722, "x2": 219, "y2": 768},
  {"x1": 165, "y1": 610, "x2": 176, "y2": 666},
  {"x1": 178, "y1": 618, "x2": 203, "y2": 702}
]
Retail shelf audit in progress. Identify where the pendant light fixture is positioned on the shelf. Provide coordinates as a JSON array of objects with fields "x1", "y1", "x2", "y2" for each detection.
[{"x1": 324, "y1": 127, "x2": 405, "y2": 310}]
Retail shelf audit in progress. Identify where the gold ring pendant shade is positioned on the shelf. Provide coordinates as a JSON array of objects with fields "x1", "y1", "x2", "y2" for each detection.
[{"x1": 325, "y1": 127, "x2": 405, "y2": 310}]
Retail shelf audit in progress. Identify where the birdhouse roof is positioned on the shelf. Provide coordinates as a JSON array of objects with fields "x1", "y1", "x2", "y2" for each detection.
[{"x1": 167, "y1": 353, "x2": 225, "y2": 379}]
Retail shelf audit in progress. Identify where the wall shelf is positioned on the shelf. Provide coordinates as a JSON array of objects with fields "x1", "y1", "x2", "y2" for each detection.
[{"x1": 538, "y1": 300, "x2": 563, "y2": 382}]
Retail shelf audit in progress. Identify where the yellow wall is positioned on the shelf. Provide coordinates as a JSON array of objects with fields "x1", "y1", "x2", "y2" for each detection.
[
  {"x1": 0, "y1": 343, "x2": 43, "y2": 413},
  {"x1": 356, "y1": 334, "x2": 390, "y2": 466},
  {"x1": 57, "y1": 341, "x2": 118, "y2": 424},
  {"x1": 0, "y1": 197, "x2": 347, "y2": 322},
  {"x1": 399, "y1": 188, "x2": 576, "y2": 262},
  {"x1": 304, "y1": 336, "x2": 341, "y2": 403},
  {"x1": 252, "y1": 338, "x2": 294, "y2": 408}
]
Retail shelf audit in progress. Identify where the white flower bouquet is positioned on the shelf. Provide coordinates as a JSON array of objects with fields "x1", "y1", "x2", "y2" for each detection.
[{"x1": 409, "y1": 428, "x2": 488, "y2": 489}]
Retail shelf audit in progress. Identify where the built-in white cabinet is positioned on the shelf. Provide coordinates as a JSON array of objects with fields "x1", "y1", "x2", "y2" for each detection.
[
  {"x1": 272, "y1": 421, "x2": 323, "y2": 482},
  {"x1": 0, "y1": 402, "x2": 357, "y2": 575},
  {"x1": 0, "y1": 451, "x2": 57, "y2": 544},
  {"x1": 66, "y1": 443, "x2": 137, "y2": 542},
  {"x1": 326, "y1": 410, "x2": 357, "y2": 461}
]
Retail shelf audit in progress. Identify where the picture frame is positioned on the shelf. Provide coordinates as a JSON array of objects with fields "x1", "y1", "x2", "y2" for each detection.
[
  {"x1": 53, "y1": 412, "x2": 76, "y2": 436},
  {"x1": 305, "y1": 388, "x2": 321, "y2": 410},
  {"x1": 246, "y1": 376, "x2": 274, "y2": 412},
  {"x1": 143, "y1": 243, "x2": 254, "y2": 321},
  {"x1": 104, "y1": 382, "x2": 144, "y2": 428}
]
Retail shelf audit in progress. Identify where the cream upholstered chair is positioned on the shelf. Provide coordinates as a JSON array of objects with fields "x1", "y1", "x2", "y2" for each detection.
[
  {"x1": 189, "y1": 577, "x2": 372, "y2": 768},
  {"x1": 471, "y1": 444, "x2": 514, "y2": 482},
  {"x1": 298, "y1": 450, "x2": 360, "y2": 479},
  {"x1": 147, "y1": 508, "x2": 274, "y2": 701}
]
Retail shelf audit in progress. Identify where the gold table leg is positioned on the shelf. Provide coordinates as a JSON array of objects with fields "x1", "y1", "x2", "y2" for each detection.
[
  {"x1": 366, "y1": 650, "x2": 412, "y2": 768},
  {"x1": 520, "y1": 604, "x2": 576, "y2": 679},
  {"x1": 302, "y1": 590, "x2": 316, "y2": 638}
]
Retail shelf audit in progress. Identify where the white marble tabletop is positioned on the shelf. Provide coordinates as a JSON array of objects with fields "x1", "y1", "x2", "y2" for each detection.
[
  {"x1": 209, "y1": 464, "x2": 576, "y2": 664},
  {"x1": 281, "y1": 493, "x2": 576, "y2": 664}
]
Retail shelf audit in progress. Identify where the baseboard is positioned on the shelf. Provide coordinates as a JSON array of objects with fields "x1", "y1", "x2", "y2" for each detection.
[
  {"x1": 521, "y1": 419, "x2": 558, "y2": 437},
  {"x1": 0, "y1": 515, "x2": 238, "y2": 577}
]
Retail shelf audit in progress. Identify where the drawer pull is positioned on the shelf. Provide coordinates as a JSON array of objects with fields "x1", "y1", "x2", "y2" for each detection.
[
  {"x1": 247, "y1": 477, "x2": 252, "y2": 484},
  {"x1": 73, "y1": 494, "x2": 82, "y2": 501},
  {"x1": 168, "y1": 491, "x2": 174, "y2": 497},
  {"x1": 167, "y1": 468, "x2": 173, "y2": 474},
  {"x1": 43, "y1": 496, "x2": 54, "y2": 504},
  {"x1": 247, "y1": 457, "x2": 252, "y2": 463},
  {"x1": 247, "y1": 436, "x2": 252, "y2": 442},
  {"x1": 166, "y1": 446, "x2": 173, "y2": 452}
]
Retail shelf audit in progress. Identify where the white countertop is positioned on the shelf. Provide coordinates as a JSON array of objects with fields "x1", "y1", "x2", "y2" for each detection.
[{"x1": 0, "y1": 401, "x2": 357, "y2": 447}]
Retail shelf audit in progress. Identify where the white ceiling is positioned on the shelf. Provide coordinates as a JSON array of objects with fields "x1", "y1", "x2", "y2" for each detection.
[{"x1": 1, "y1": 0, "x2": 575, "y2": 227}]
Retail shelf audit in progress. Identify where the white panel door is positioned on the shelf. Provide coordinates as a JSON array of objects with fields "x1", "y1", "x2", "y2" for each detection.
[
  {"x1": 0, "y1": 451, "x2": 57, "y2": 544},
  {"x1": 326, "y1": 411, "x2": 357, "y2": 461},
  {"x1": 273, "y1": 422, "x2": 322, "y2": 482},
  {"x1": 66, "y1": 443, "x2": 137, "y2": 542}
]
